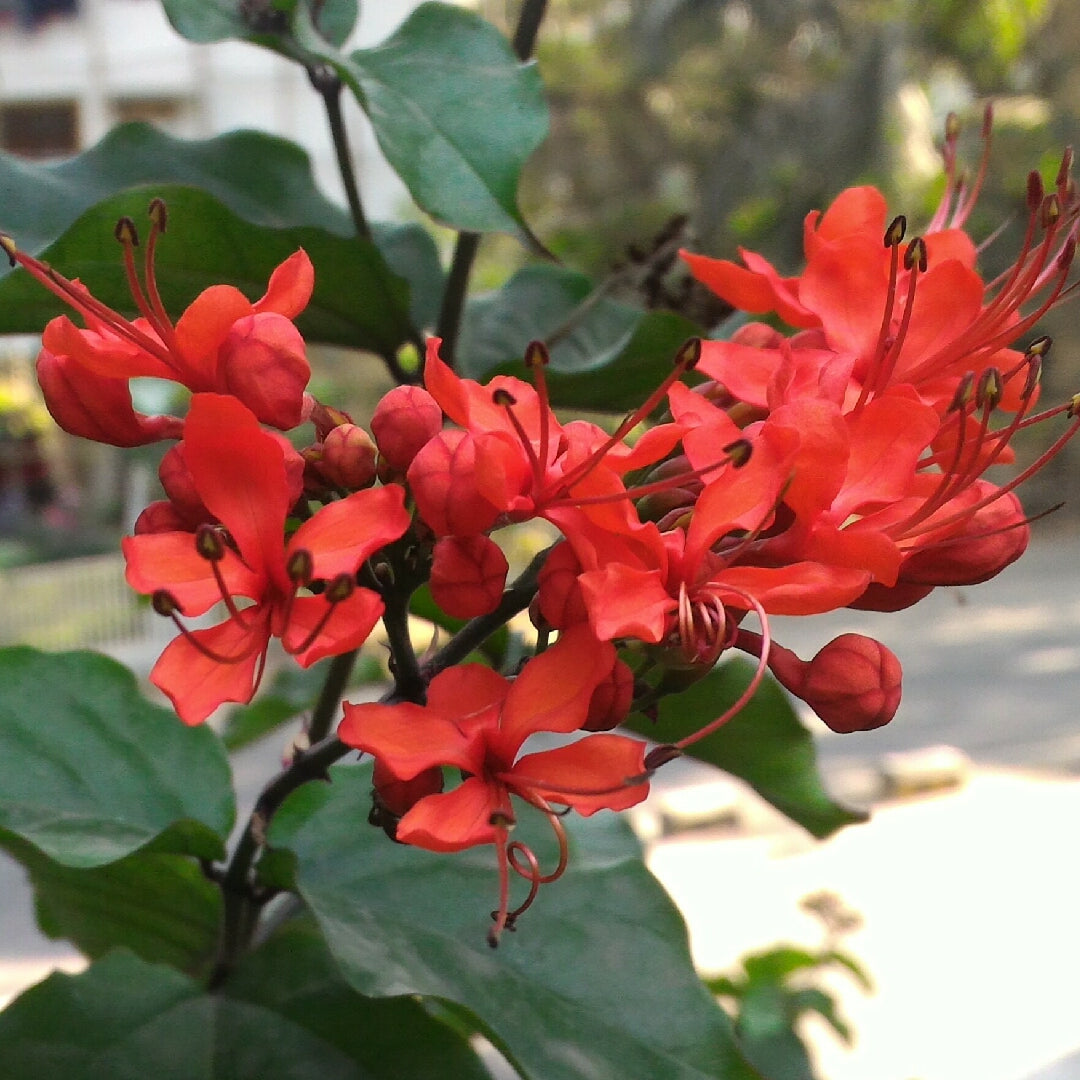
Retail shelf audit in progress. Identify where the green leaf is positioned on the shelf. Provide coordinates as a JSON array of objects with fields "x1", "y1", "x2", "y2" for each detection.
[
  {"x1": 0, "y1": 950, "x2": 361, "y2": 1079},
  {"x1": 369, "y1": 221, "x2": 445, "y2": 333},
  {"x1": 0, "y1": 123, "x2": 351, "y2": 253},
  {"x1": 311, "y1": 0, "x2": 359, "y2": 47},
  {"x1": 0, "y1": 648, "x2": 234, "y2": 867},
  {"x1": 295, "y1": 2, "x2": 549, "y2": 239},
  {"x1": 267, "y1": 764, "x2": 753, "y2": 1080},
  {"x1": 0, "y1": 185, "x2": 414, "y2": 355},
  {"x1": 456, "y1": 264, "x2": 701, "y2": 410},
  {"x1": 735, "y1": 981, "x2": 818, "y2": 1080},
  {"x1": 160, "y1": 0, "x2": 253, "y2": 43},
  {"x1": 227, "y1": 916, "x2": 494, "y2": 1080},
  {"x1": 626, "y1": 659, "x2": 865, "y2": 840},
  {"x1": 3, "y1": 834, "x2": 221, "y2": 978}
]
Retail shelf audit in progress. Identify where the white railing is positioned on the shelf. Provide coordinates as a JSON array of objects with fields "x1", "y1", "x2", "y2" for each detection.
[{"x1": 0, "y1": 552, "x2": 151, "y2": 649}]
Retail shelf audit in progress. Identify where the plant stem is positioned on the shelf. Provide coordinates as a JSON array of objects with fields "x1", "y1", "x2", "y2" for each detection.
[
  {"x1": 512, "y1": 0, "x2": 548, "y2": 61},
  {"x1": 435, "y1": 231, "x2": 481, "y2": 368},
  {"x1": 310, "y1": 64, "x2": 371, "y2": 241},
  {"x1": 307, "y1": 647, "x2": 358, "y2": 744},
  {"x1": 382, "y1": 586, "x2": 427, "y2": 704}
]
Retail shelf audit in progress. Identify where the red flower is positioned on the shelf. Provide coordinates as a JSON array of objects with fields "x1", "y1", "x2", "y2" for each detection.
[
  {"x1": 123, "y1": 394, "x2": 410, "y2": 724},
  {"x1": 683, "y1": 120, "x2": 1078, "y2": 418},
  {"x1": 338, "y1": 628, "x2": 650, "y2": 944},
  {"x1": 2, "y1": 202, "x2": 314, "y2": 445}
]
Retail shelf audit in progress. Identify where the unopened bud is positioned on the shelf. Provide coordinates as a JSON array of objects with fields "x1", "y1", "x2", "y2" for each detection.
[
  {"x1": 370, "y1": 384, "x2": 443, "y2": 472},
  {"x1": 583, "y1": 659, "x2": 635, "y2": 732},
  {"x1": 320, "y1": 423, "x2": 377, "y2": 490},
  {"x1": 768, "y1": 634, "x2": 902, "y2": 734}
]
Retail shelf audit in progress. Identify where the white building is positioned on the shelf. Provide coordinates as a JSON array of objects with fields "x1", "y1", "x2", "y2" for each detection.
[{"x1": 0, "y1": 0, "x2": 428, "y2": 219}]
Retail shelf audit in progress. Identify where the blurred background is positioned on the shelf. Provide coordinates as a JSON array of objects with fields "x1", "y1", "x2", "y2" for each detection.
[{"x1": 1, "y1": 3, "x2": 1079, "y2": 1079}]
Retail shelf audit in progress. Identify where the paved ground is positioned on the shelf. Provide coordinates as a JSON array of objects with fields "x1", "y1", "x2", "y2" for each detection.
[{"x1": 2, "y1": 533, "x2": 1080, "y2": 1078}]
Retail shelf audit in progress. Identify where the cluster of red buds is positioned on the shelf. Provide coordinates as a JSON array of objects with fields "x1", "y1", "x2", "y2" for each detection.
[{"x1": 4, "y1": 110, "x2": 1078, "y2": 942}]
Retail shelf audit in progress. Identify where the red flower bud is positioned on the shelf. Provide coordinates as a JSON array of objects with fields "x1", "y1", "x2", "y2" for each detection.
[
  {"x1": 429, "y1": 534, "x2": 509, "y2": 618},
  {"x1": 371, "y1": 384, "x2": 443, "y2": 472},
  {"x1": 371, "y1": 757, "x2": 444, "y2": 838},
  {"x1": 407, "y1": 429, "x2": 502, "y2": 536},
  {"x1": 768, "y1": 633, "x2": 902, "y2": 733},
  {"x1": 219, "y1": 311, "x2": 311, "y2": 431},
  {"x1": 319, "y1": 423, "x2": 378, "y2": 490},
  {"x1": 583, "y1": 658, "x2": 635, "y2": 731},
  {"x1": 158, "y1": 443, "x2": 209, "y2": 527},
  {"x1": 536, "y1": 541, "x2": 589, "y2": 629}
]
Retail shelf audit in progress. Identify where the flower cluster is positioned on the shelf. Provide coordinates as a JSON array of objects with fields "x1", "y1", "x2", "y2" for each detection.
[{"x1": 6, "y1": 116, "x2": 1078, "y2": 940}]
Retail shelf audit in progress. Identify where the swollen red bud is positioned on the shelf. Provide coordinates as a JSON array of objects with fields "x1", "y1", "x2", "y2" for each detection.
[
  {"x1": 429, "y1": 534, "x2": 509, "y2": 618},
  {"x1": 536, "y1": 541, "x2": 589, "y2": 629},
  {"x1": 583, "y1": 658, "x2": 635, "y2": 732},
  {"x1": 767, "y1": 634, "x2": 902, "y2": 733},
  {"x1": 370, "y1": 757, "x2": 443, "y2": 840},
  {"x1": 370, "y1": 384, "x2": 443, "y2": 472},
  {"x1": 320, "y1": 423, "x2": 378, "y2": 490}
]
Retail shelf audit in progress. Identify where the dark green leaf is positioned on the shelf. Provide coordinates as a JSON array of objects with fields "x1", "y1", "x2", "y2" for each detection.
[
  {"x1": 2, "y1": 834, "x2": 220, "y2": 978},
  {"x1": 0, "y1": 123, "x2": 351, "y2": 253},
  {"x1": 294, "y1": 2, "x2": 549, "y2": 239},
  {"x1": 267, "y1": 763, "x2": 752, "y2": 1080},
  {"x1": 0, "y1": 950, "x2": 360, "y2": 1079},
  {"x1": 310, "y1": 0, "x2": 359, "y2": 47},
  {"x1": 626, "y1": 659, "x2": 866, "y2": 839},
  {"x1": 0, "y1": 186, "x2": 414, "y2": 355},
  {"x1": 787, "y1": 987, "x2": 853, "y2": 1044},
  {"x1": 742, "y1": 946, "x2": 824, "y2": 985},
  {"x1": 369, "y1": 221, "x2": 445, "y2": 333},
  {"x1": 456, "y1": 264, "x2": 700, "y2": 410},
  {"x1": 160, "y1": 0, "x2": 253, "y2": 43},
  {"x1": 0, "y1": 648, "x2": 234, "y2": 866},
  {"x1": 228, "y1": 916, "x2": 494, "y2": 1080}
]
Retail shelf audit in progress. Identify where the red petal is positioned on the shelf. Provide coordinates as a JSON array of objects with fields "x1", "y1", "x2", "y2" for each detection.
[
  {"x1": 181, "y1": 394, "x2": 291, "y2": 585},
  {"x1": 338, "y1": 701, "x2": 480, "y2": 778},
  {"x1": 511, "y1": 733, "x2": 649, "y2": 814},
  {"x1": 283, "y1": 589, "x2": 385, "y2": 666},
  {"x1": 150, "y1": 613, "x2": 269, "y2": 725},
  {"x1": 497, "y1": 627, "x2": 614, "y2": 756},
  {"x1": 253, "y1": 249, "x2": 314, "y2": 319},
  {"x1": 220, "y1": 312, "x2": 310, "y2": 429},
  {"x1": 426, "y1": 663, "x2": 509, "y2": 724},
  {"x1": 287, "y1": 484, "x2": 410, "y2": 581},
  {"x1": 122, "y1": 533, "x2": 262, "y2": 615},
  {"x1": 395, "y1": 778, "x2": 499, "y2": 852},
  {"x1": 174, "y1": 285, "x2": 253, "y2": 388}
]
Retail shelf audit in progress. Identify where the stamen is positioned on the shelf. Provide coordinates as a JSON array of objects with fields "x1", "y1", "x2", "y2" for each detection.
[
  {"x1": 194, "y1": 524, "x2": 251, "y2": 626},
  {"x1": 675, "y1": 586, "x2": 771, "y2": 751},
  {"x1": 523, "y1": 341, "x2": 552, "y2": 480},
  {"x1": 285, "y1": 572, "x2": 355, "y2": 655}
]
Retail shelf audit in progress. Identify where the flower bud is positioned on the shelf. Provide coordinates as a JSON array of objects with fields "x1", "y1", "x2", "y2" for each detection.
[
  {"x1": 429, "y1": 534, "x2": 509, "y2": 618},
  {"x1": 583, "y1": 658, "x2": 635, "y2": 731},
  {"x1": 536, "y1": 541, "x2": 589, "y2": 629},
  {"x1": 370, "y1": 757, "x2": 444, "y2": 841},
  {"x1": 768, "y1": 633, "x2": 902, "y2": 733},
  {"x1": 319, "y1": 423, "x2": 378, "y2": 490},
  {"x1": 371, "y1": 384, "x2": 443, "y2": 472},
  {"x1": 220, "y1": 311, "x2": 311, "y2": 431}
]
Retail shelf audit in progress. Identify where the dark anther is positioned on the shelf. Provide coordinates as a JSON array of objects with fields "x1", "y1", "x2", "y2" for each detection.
[
  {"x1": 195, "y1": 523, "x2": 226, "y2": 562},
  {"x1": 675, "y1": 337, "x2": 702, "y2": 371},
  {"x1": 324, "y1": 573, "x2": 355, "y2": 604},
  {"x1": 723, "y1": 438, "x2": 753, "y2": 468},
  {"x1": 287, "y1": 548, "x2": 314, "y2": 587},
  {"x1": 903, "y1": 237, "x2": 928, "y2": 273},
  {"x1": 0, "y1": 234, "x2": 15, "y2": 267},
  {"x1": 148, "y1": 198, "x2": 168, "y2": 232},
  {"x1": 884, "y1": 215, "x2": 907, "y2": 247},
  {"x1": 524, "y1": 340, "x2": 550, "y2": 368},
  {"x1": 492, "y1": 388, "x2": 517, "y2": 407},
  {"x1": 152, "y1": 589, "x2": 180, "y2": 617},
  {"x1": 114, "y1": 216, "x2": 139, "y2": 247}
]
